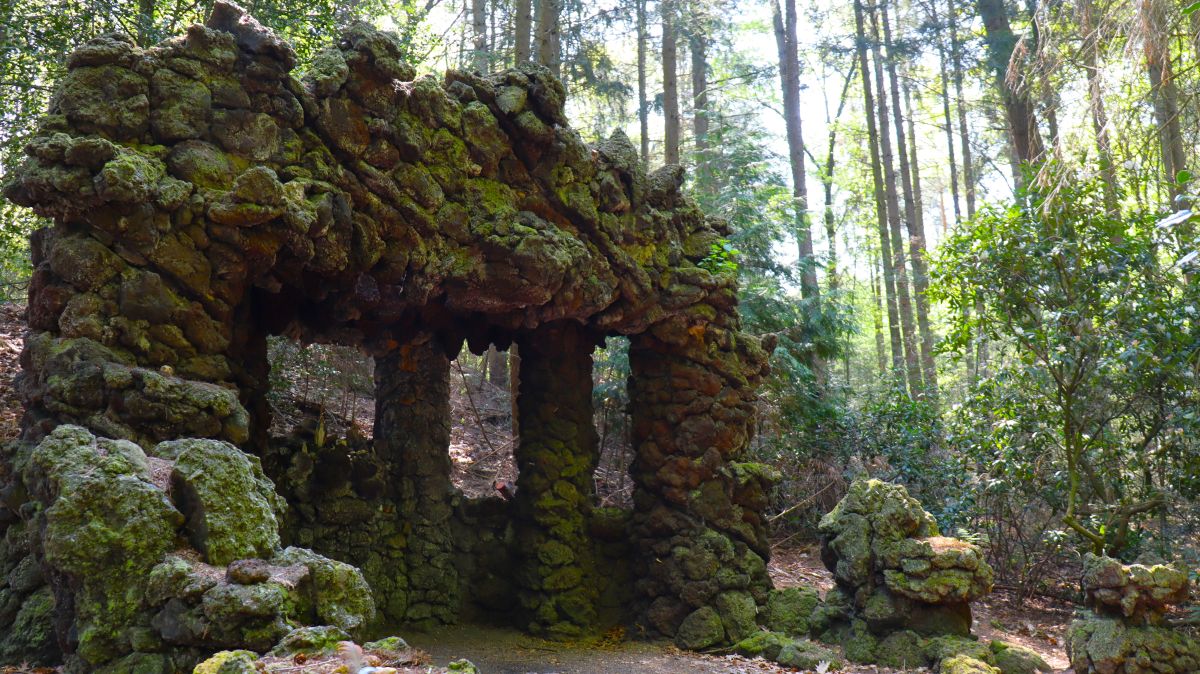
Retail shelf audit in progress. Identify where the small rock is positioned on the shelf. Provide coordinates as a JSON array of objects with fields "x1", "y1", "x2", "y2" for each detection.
[{"x1": 226, "y1": 559, "x2": 271, "y2": 585}]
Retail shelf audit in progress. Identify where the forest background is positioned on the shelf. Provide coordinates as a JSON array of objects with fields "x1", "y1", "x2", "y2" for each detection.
[{"x1": 3, "y1": 0, "x2": 1200, "y2": 600}]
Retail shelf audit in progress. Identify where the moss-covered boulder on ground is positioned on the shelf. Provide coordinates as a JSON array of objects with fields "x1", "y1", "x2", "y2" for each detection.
[
  {"x1": 24, "y1": 425, "x2": 184, "y2": 667},
  {"x1": 817, "y1": 479, "x2": 993, "y2": 644},
  {"x1": 762, "y1": 586, "x2": 820, "y2": 635},
  {"x1": 675, "y1": 606, "x2": 726, "y2": 650},
  {"x1": 939, "y1": 654, "x2": 1001, "y2": 674},
  {"x1": 1066, "y1": 610, "x2": 1200, "y2": 674},
  {"x1": 272, "y1": 546, "x2": 375, "y2": 636},
  {"x1": 168, "y1": 438, "x2": 286, "y2": 566},
  {"x1": 734, "y1": 631, "x2": 843, "y2": 670},
  {"x1": 989, "y1": 640, "x2": 1051, "y2": 674},
  {"x1": 1080, "y1": 553, "x2": 1189, "y2": 623}
]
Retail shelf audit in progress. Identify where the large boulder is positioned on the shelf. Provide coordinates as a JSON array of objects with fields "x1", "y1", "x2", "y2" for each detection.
[
  {"x1": 1067, "y1": 611, "x2": 1200, "y2": 674},
  {"x1": 4, "y1": 426, "x2": 376, "y2": 671},
  {"x1": 818, "y1": 479, "x2": 993, "y2": 644},
  {"x1": 1066, "y1": 554, "x2": 1199, "y2": 674},
  {"x1": 1080, "y1": 553, "x2": 1189, "y2": 623},
  {"x1": 166, "y1": 438, "x2": 286, "y2": 566}
]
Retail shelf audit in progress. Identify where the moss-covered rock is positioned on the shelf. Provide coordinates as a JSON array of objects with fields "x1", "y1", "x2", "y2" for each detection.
[
  {"x1": 762, "y1": 586, "x2": 820, "y2": 635},
  {"x1": 939, "y1": 655, "x2": 1001, "y2": 674},
  {"x1": 734, "y1": 631, "x2": 842, "y2": 670},
  {"x1": 877, "y1": 629, "x2": 929, "y2": 668},
  {"x1": 924, "y1": 634, "x2": 993, "y2": 663},
  {"x1": 1080, "y1": 553, "x2": 1189, "y2": 623},
  {"x1": 1067, "y1": 610, "x2": 1200, "y2": 674},
  {"x1": 193, "y1": 649, "x2": 258, "y2": 674},
  {"x1": 0, "y1": 586, "x2": 57, "y2": 664},
  {"x1": 269, "y1": 625, "x2": 351, "y2": 655},
  {"x1": 989, "y1": 640, "x2": 1050, "y2": 674},
  {"x1": 817, "y1": 480, "x2": 992, "y2": 645},
  {"x1": 170, "y1": 438, "x2": 285, "y2": 566},
  {"x1": 25, "y1": 425, "x2": 184, "y2": 666},
  {"x1": 272, "y1": 546, "x2": 375, "y2": 636},
  {"x1": 675, "y1": 606, "x2": 726, "y2": 650}
]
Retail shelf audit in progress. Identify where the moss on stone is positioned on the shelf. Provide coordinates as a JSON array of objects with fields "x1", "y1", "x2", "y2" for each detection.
[
  {"x1": 989, "y1": 639, "x2": 1051, "y2": 674},
  {"x1": 939, "y1": 655, "x2": 1002, "y2": 674},
  {"x1": 675, "y1": 606, "x2": 725, "y2": 650},
  {"x1": 170, "y1": 438, "x2": 284, "y2": 566}
]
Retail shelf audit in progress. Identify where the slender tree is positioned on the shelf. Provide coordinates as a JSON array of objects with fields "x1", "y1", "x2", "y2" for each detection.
[
  {"x1": 1139, "y1": 0, "x2": 1187, "y2": 203},
  {"x1": 471, "y1": 0, "x2": 488, "y2": 72},
  {"x1": 663, "y1": 0, "x2": 681, "y2": 164},
  {"x1": 515, "y1": 0, "x2": 533, "y2": 63},
  {"x1": 1076, "y1": 0, "x2": 1119, "y2": 213},
  {"x1": 637, "y1": 0, "x2": 650, "y2": 164},
  {"x1": 881, "y1": 1, "x2": 937, "y2": 398},
  {"x1": 536, "y1": 0, "x2": 562, "y2": 78},
  {"x1": 773, "y1": 0, "x2": 826, "y2": 387},
  {"x1": 869, "y1": 1, "x2": 922, "y2": 395},
  {"x1": 976, "y1": 0, "x2": 1044, "y2": 171},
  {"x1": 854, "y1": 0, "x2": 904, "y2": 375},
  {"x1": 690, "y1": 2, "x2": 711, "y2": 190}
]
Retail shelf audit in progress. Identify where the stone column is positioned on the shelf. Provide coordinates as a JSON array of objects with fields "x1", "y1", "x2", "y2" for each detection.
[
  {"x1": 626, "y1": 320, "x2": 775, "y2": 649},
  {"x1": 374, "y1": 332, "x2": 459, "y2": 627},
  {"x1": 513, "y1": 322, "x2": 600, "y2": 638}
]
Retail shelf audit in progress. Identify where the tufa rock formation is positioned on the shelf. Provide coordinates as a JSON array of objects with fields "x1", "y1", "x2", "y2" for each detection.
[
  {"x1": 818, "y1": 480, "x2": 994, "y2": 642},
  {"x1": 0, "y1": 0, "x2": 777, "y2": 667},
  {"x1": 3, "y1": 425, "x2": 374, "y2": 673},
  {"x1": 1067, "y1": 553, "x2": 1200, "y2": 673},
  {"x1": 727, "y1": 481, "x2": 1046, "y2": 674}
]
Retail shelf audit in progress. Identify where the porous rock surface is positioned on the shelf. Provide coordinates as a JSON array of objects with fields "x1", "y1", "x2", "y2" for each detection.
[
  {"x1": 812, "y1": 480, "x2": 997, "y2": 667},
  {"x1": 1, "y1": 424, "x2": 374, "y2": 673},
  {"x1": 1067, "y1": 553, "x2": 1200, "y2": 674},
  {"x1": 0, "y1": 0, "x2": 777, "y2": 662},
  {"x1": 819, "y1": 480, "x2": 994, "y2": 640}
]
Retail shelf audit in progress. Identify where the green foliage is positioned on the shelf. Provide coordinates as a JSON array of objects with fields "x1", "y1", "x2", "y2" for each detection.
[
  {"x1": 699, "y1": 239, "x2": 740, "y2": 275},
  {"x1": 933, "y1": 176, "x2": 1200, "y2": 556}
]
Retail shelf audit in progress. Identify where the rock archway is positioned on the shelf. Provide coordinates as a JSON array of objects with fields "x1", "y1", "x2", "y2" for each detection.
[{"x1": 1, "y1": 1, "x2": 777, "y2": 666}]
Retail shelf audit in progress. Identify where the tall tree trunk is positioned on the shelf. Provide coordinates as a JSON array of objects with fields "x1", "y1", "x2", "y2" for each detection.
[
  {"x1": 928, "y1": 0, "x2": 963, "y2": 224},
  {"x1": 662, "y1": 0, "x2": 681, "y2": 165},
  {"x1": 1076, "y1": 0, "x2": 1119, "y2": 213},
  {"x1": 904, "y1": 79, "x2": 939, "y2": 399},
  {"x1": 690, "y1": 8, "x2": 711, "y2": 192},
  {"x1": 976, "y1": 0, "x2": 1044, "y2": 171},
  {"x1": 138, "y1": 0, "x2": 155, "y2": 46},
  {"x1": 869, "y1": 2, "x2": 922, "y2": 396},
  {"x1": 637, "y1": 0, "x2": 650, "y2": 164},
  {"x1": 509, "y1": 345, "x2": 521, "y2": 438},
  {"x1": 820, "y1": 63, "x2": 857, "y2": 293},
  {"x1": 872, "y1": 247, "x2": 888, "y2": 377},
  {"x1": 536, "y1": 0, "x2": 562, "y2": 79},
  {"x1": 515, "y1": 0, "x2": 533, "y2": 63},
  {"x1": 471, "y1": 0, "x2": 488, "y2": 72},
  {"x1": 854, "y1": 0, "x2": 904, "y2": 375},
  {"x1": 487, "y1": 345, "x2": 509, "y2": 386},
  {"x1": 773, "y1": 0, "x2": 824, "y2": 386},
  {"x1": 1025, "y1": 0, "x2": 1058, "y2": 145},
  {"x1": 881, "y1": 1, "x2": 937, "y2": 399},
  {"x1": 1141, "y1": 0, "x2": 1187, "y2": 204},
  {"x1": 949, "y1": 0, "x2": 976, "y2": 218}
]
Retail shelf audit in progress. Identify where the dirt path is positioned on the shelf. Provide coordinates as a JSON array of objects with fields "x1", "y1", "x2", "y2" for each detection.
[{"x1": 406, "y1": 625, "x2": 796, "y2": 674}]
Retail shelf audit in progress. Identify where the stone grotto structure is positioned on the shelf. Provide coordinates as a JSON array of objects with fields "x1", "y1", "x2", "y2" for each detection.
[{"x1": 0, "y1": 2, "x2": 779, "y2": 671}]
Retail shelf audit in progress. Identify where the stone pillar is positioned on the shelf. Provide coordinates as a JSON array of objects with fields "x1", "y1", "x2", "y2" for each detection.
[
  {"x1": 626, "y1": 320, "x2": 774, "y2": 649},
  {"x1": 374, "y1": 332, "x2": 459, "y2": 627},
  {"x1": 513, "y1": 322, "x2": 600, "y2": 637}
]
